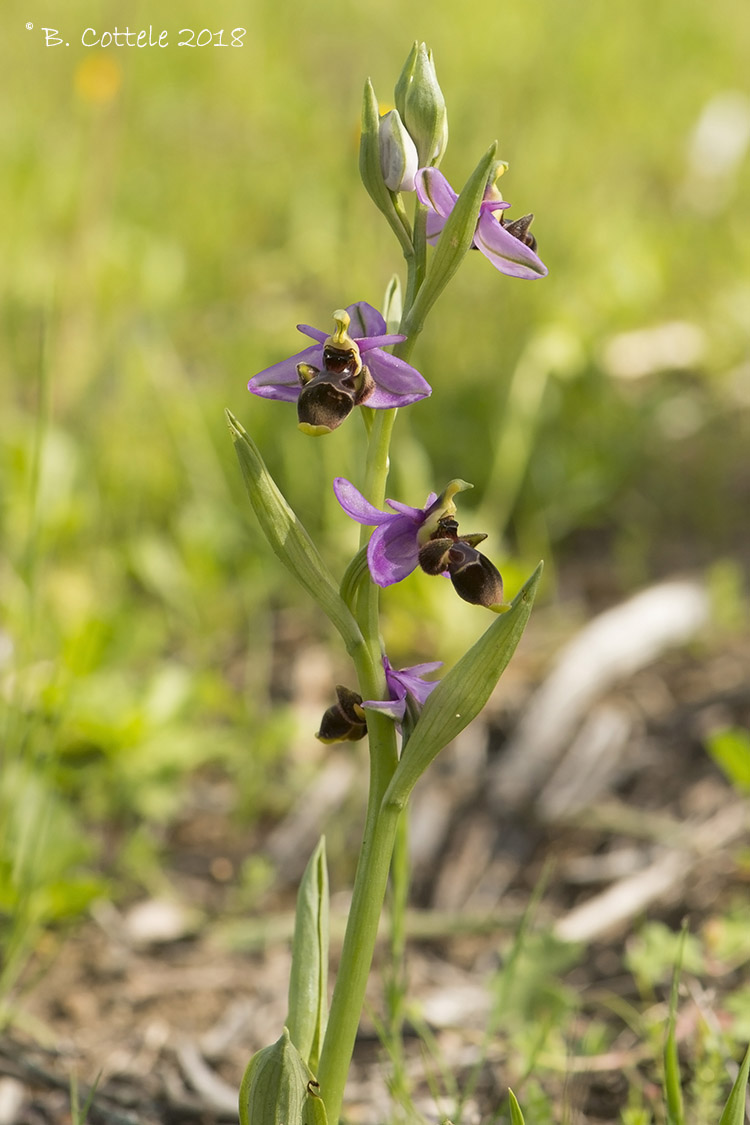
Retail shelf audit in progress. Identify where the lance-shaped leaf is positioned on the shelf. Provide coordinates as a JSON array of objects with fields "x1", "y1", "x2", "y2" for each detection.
[
  {"x1": 718, "y1": 1044, "x2": 750, "y2": 1125},
  {"x1": 384, "y1": 562, "x2": 543, "y2": 807},
  {"x1": 508, "y1": 1089, "x2": 526, "y2": 1125},
  {"x1": 403, "y1": 142, "x2": 497, "y2": 337},
  {"x1": 239, "y1": 1027, "x2": 328, "y2": 1125},
  {"x1": 663, "y1": 928, "x2": 687, "y2": 1125},
  {"x1": 287, "y1": 837, "x2": 329, "y2": 1073},
  {"x1": 226, "y1": 410, "x2": 365, "y2": 660}
]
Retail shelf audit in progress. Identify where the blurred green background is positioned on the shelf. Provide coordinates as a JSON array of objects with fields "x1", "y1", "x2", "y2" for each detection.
[{"x1": 1, "y1": 0, "x2": 749, "y2": 1003}]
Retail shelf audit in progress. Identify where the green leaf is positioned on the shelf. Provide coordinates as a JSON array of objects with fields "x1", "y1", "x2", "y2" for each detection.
[
  {"x1": 663, "y1": 927, "x2": 686, "y2": 1125},
  {"x1": 239, "y1": 1027, "x2": 327, "y2": 1125},
  {"x1": 287, "y1": 837, "x2": 329, "y2": 1073},
  {"x1": 718, "y1": 1044, "x2": 750, "y2": 1125},
  {"x1": 384, "y1": 562, "x2": 543, "y2": 807},
  {"x1": 226, "y1": 411, "x2": 365, "y2": 660},
  {"x1": 508, "y1": 1089, "x2": 526, "y2": 1125},
  {"x1": 404, "y1": 141, "x2": 497, "y2": 336},
  {"x1": 705, "y1": 727, "x2": 750, "y2": 794}
]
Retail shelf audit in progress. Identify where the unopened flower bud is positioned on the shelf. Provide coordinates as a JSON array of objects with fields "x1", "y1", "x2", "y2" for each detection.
[
  {"x1": 316, "y1": 685, "x2": 367, "y2": 743},
  {"x1": 394, "y1": 41, "x2": 448, "y2": 167},
  {"x1": 379, "y1": 109, "x2": 419, "y2": 192}
]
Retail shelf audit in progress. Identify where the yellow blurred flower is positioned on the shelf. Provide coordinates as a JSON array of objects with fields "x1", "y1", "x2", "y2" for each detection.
[{"x1": 74, "y1": 55, "x2": 122, "y2": 104}]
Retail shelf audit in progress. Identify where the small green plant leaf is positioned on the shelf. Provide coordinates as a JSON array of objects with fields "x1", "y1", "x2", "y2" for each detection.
[
  {"x1": 384, "y1": 562, "x2": 542, "y2": 807},
  {"x1": 226, "y1": 411, "x2": 365, "y2": 661},
  {"x1": 508, "y1": 1088, "x2": 526, "y2": 1125},
  {"x1": 239, "y1": 1027, "x2": 326, "y2": 1125},
  {"x1": 287, "y1": 837, "x2": 329, "y2": 1073},
  {"x1": 718, "y1": 1043, "x2": 750, "y2": 1125},
  {"x1": 663, "y1": 927, "x2": 686, "y2": 1125},
  {"x1": 705, "y1": 727, "x2": 750, "y2": 794}
]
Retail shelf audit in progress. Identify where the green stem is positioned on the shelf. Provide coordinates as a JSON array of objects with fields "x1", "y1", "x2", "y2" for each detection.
[
  {"x1": 318, "y1": 409, "x2": 401, "y2": 1125},
  {"x1": 385, "y1": 807, "x2": 409, "y2": 1060},
  {"x1": 316, "y1": 788, "x2": 402, "y2": 1125},
  {"x1": 317, "y1": 196, "x2": 432, "y2": 1125}
]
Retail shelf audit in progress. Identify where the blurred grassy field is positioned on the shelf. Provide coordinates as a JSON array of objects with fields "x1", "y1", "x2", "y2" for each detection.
[{"x1": 1, "y1": 0, "x2": 749, "y2": 1001}]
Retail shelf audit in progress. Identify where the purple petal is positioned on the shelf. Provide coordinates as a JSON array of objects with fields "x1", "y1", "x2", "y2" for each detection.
[
  {"x1": 357, "y1": 333, "x2": 407, "y2": 352},
  {"x1": 333, "y1": 478, "x2": 392, "y2": 526},
  {"x1": 415, "y1": 168, "x2": 457, "y2": 219},
  {"x1": 482, "y1": 199, "x2": 512, "y2": 215},
  {"x1": 474, "y1": 210, "x2": 548, "y2": 279},
  {"x1": 385, "y1": 498, "x2": 428, "y2": 522},
  {"x1": 248, "y1": 343, "x2": 322, "y2": 400},
  {"x1": 297, "y1": 324, "x2": 328, "y2": 344},
  {"x1": 366, "y1": 350, "x2": 432, "y2": 404},
  {"x1": 346, "y1": 301, "x2": 387, "y2": 338},
  {"x1": 361, "y1": 696, "x2": 407, "y2": 722},
  {"x1": 389, "y1": 662, "x2": 442, "y2": 706},
  {"x1": 368, "y1": 518, "x2": 421, "y2": 586}
]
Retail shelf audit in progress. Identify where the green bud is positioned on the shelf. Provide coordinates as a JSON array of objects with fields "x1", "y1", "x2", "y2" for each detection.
[
  {"x1": 394, "y1": 42, "x2": 448, "y2": 168},
  {"x1": 239, "y1": 1027, "x2": 328, "y2": 1125},
  {"x1": 288, "y1": 838, "x2": 329, "y2": 1072}
]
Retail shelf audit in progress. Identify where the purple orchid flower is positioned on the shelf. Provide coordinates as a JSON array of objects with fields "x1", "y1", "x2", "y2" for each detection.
[
  {"x1": 415, "y1": 167, "x2": 548, "y2": 280},
  {"x1": 333, "y1": 477, "x2": 471, "y2": 587},
  {"x1": 362, "y1": 655, "x2": 442, "y2": 722},
  {"x1": 247, "y1": 301, "x2": 431, "y2": 415}
]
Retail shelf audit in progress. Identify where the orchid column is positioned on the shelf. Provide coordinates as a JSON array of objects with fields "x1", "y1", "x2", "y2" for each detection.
[{"x1": 233, "y1": 41, "x2": 547, "y2": 1125}]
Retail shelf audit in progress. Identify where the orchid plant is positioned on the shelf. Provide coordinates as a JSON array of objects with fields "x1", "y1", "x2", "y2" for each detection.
[{"x1": 231, "y1": 43, "x2": 546, "y2": 1125}]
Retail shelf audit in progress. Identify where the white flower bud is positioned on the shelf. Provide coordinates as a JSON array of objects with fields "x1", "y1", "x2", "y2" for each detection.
[{"x1": 378, "y1": 109, "x2": 419, "y2": 192}]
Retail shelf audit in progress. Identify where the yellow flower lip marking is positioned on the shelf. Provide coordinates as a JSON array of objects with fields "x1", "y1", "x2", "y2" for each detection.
[
  {"x1": 486, "y1": 160, "x2": 509, "y2": 206},
  {"x1": 418, "y1": 478, "x2": 473, "y2": 543},
  {"x1": 327, "y1": 309, "x2": 360, "y2": 356},
  {"x1": 298, "y1": 421, "x2": 334, "y2": 437}
]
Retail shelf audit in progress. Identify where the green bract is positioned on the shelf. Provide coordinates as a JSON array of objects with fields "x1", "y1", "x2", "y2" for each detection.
[
  {"x1": 226, "y1": 410, "x2": 367, "y2": 664},
  {"x1": 359, "y1": 79, "x2": 413, "y2": 258},
  {"x1": 385, "y1": 562, "x2": 543, "y2": 806},
  {"x1": 402, "y1": 142, "x2": 498, "y2": 339},
  {"x1": 287, "y1": 837, "x2": 329, "y2": 1072}
]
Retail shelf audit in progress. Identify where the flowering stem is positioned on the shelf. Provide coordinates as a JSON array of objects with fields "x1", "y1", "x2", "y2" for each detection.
[{"x1": 318, "y1": 233, "x2": 435, "y2": 1122}]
